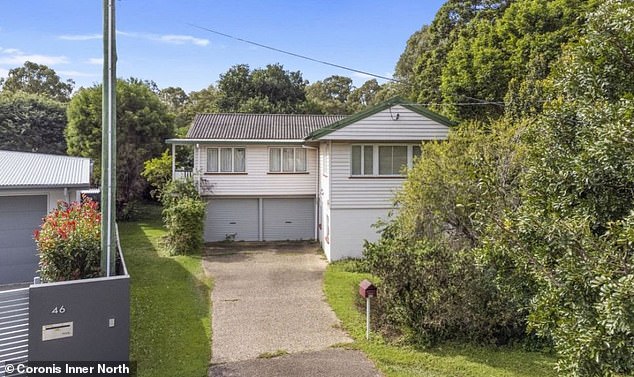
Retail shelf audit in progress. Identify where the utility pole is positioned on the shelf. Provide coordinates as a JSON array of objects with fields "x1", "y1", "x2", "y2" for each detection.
[{"x1": 101, "y1": 0, "x2": 117, "y2": 276}]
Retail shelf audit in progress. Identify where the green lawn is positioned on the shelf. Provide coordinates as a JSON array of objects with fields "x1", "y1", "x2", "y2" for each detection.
[
  {"x1": 118, "y1": 204, "x2": 212, "y2": 377},
  {"x1": 324, "y1": 261, "x2": 557, "y2": 377}
]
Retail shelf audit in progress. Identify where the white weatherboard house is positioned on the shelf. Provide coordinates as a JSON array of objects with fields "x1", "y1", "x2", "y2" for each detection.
[
  {"x1": 167, "y1": 97, "x2": 454, "y2": 260},
  {"x1": 0, "y1": 150, "x2": 92, "y2": 284}
]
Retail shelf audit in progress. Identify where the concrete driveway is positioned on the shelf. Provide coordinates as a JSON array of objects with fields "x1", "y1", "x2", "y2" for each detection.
[{"x1": 203, "y1": 242, "x2": 381, "y2": 377}]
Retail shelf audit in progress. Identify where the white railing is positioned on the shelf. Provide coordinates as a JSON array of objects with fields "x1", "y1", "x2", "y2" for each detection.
[{"x1": 174, "y1": 170, "x2": 193, "y2": 180}]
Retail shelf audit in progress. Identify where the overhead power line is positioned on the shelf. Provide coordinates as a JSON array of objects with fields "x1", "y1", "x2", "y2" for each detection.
[{"x1": 187, "y1": 23, "x2": 403, "y2": 84}]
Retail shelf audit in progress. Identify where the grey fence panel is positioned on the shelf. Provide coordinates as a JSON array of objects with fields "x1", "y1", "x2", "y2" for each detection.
[{"x1": 0, "y1": 288, "x2": 29, "y2": 377}]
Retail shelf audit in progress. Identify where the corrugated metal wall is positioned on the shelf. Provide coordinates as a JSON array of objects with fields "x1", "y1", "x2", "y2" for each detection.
[{"x1": 0, "y1": 288, "x2": 29, "y2": 376}]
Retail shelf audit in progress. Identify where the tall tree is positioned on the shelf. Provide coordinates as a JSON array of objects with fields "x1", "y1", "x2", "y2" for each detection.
[
  {"x1": 66, "y1": 78, "x2": 174, "y2": 214},
  {"x1": 216, "y1": 63, "x2": 307, "y2": 113},
  {"x1": 305, "y1": 75, "x2": 354, "y2": 114},
  {"x1": 498, "y1": 1, "x2": 634, "y2": 373},
  {"x1": 0, "y1": 93, "x2": 67, "y2": 154},
  {"x1": 0, "y1": 61, "x2": 74, "y2": 102}
]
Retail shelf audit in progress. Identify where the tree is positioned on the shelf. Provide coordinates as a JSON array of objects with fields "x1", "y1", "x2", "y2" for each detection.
[
  {"x1": 0, "y1": 61, "x2": 74, "y2": 102},
  {"x1": 364, "y1": 118, "x2": 530, "y2": 346},
  {"x1": 141, "y1": 150, "x2": 172, "y2": 199},
  {"x1": 159, "y1": 86, "x2": 189, "y2": 113},
  {"x1": 348, "y1": 79, "x2": 383, "y2": 111},
  {"x1": 500, "y1": 1, "x2": 634, "y2": 374},
  {"x1": 305, "y1": 75, "x2": 354, "y2": 114},
  {"x1": 216, "y1": 63, "x2": 308, "y2": 113},
  {"x1": 0, "y1": 92, "x2": 67, "y2": 154},
  {"x1": 66, "y1": 78, "x2": 174, "y2": 215}
]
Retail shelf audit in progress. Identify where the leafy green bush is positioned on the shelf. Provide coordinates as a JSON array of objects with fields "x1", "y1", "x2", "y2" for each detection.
[
  {"x1": 35, "y1": 199, "x2": 101, "y2": 282},
  {"x1": 498, "y1": 2, "x2": 634, "y2": 374},
  {"x1": 364, "y1": 119, "x2": 530, "y2": 346},
  {"x1": 161, "y1": 179, "x2": 205, "y2": 255},
  {"x1": 142, "y1": 150, "x2": 172, "y2": 199}
]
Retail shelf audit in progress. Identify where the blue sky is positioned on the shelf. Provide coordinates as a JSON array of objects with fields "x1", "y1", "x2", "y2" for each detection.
[{"x1": 1, "y1": 1, "x2": 445, "y2": 93}]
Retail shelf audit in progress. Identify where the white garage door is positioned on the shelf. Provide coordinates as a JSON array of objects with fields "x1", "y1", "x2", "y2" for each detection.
[
  {"x1": 0, "y1": 195, "x2": 47, "y2": 284},
  {"x1": 262, "y1": 198, "x2": 315, "y2": 241},
  {"x1": 205, "y1": 199, "x2": 259, "y2": 242}
]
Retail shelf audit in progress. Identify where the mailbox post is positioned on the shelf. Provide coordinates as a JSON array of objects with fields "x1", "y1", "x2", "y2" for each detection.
[{"x1": 359, "y1": 279, "x2": 377, "y2": 340}]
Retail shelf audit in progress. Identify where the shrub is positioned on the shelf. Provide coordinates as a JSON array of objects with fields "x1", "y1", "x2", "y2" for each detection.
[
  {"x1": 141, "y1": 150, "x2": 172, "y2": 200},
  {"x1": 161, "y1": 179, "x2": 205, "y2": 255},
  {"x1": 35, "y1": 198, "x2": 101, "y2": 282},
  {"x1": 364, "y1": 226, "x2": 525, "y2": 346},
  {"x1": 363, "y1": 118, "x2": 530, "y2": 347}
]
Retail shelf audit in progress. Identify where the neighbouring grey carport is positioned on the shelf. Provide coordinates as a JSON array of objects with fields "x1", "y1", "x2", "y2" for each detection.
[
  {"x1": 0, "y1": 195, "x2": 47, "y2": 284},
  {"x1": 205, "y1": 197, "x2": 316, "y2": 242}
]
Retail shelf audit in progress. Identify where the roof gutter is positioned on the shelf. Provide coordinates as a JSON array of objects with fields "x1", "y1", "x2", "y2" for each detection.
[
  {"x1": 166, "y1": 138, "x2": 307, "y2": 145},
  {"x1": 0, "y1": 184, "x2": 92, "y2": 190}
]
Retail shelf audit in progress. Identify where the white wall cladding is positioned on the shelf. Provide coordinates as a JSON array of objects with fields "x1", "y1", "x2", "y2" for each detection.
[
  {"x1": 329, "y1": 208, "x2": 389, "y2": 260},
  {"x1": 330, "y1": 143, "x2": 406, "y2": 209},
  {"x1": 262, "y1": 198, "x2": 314, "y2": 241},
  {"x1": 193, "y1": 144, "x2": 317, "y2": 196},
  {"x1": 320, "y1": 105, "x2": 449, "y2": 141},
  {"x1": 205, "y1": 198, "x2": 259, "y2": 242}
]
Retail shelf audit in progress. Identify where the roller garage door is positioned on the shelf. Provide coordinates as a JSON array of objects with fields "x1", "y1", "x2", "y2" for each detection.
[
  {"x1": 205, "y1": 198, "x2": 259, "y2": 242},
  {"x1": 262, "y1": 198, "x2": 314, "y2": 241},
  {"x1": 0, "y1": 195, "x2": 47, "y2": 284}
]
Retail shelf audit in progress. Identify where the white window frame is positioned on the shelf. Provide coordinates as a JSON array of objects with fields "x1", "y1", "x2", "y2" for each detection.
[
  {"x1": 350, "y1": 144, "x2": 421, "y2": 177},
  {"x1": 206, "y1": 147, "x2": 246, "y2": 173},
  {"x1": 268, "y1": 147, "x2": 307, "y2": 173}
]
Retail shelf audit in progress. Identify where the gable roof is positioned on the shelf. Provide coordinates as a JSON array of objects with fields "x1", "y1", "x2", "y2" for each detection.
[
  {"x1": 184, "y1": 113, "x2": 347, "y2": 141},
  {"x1": 0, "y1": 150, "x2": 92, "y2": 189},
  {"x1": 305, "y1": 96, "x2": 456, "y2": 140}
]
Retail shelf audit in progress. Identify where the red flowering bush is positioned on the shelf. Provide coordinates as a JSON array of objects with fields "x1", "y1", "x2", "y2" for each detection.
[{"x1": 34, "y1": 198, "x2": 101, "y2": 281}]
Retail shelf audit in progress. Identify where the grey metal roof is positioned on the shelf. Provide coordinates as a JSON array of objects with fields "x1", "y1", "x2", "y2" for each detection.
[
  {"x1": 0, "y1": 150, "x2": 91, "y2": 189},
  {"x1": 186, "y1": 113, "x2": 347, "y2": 140}
]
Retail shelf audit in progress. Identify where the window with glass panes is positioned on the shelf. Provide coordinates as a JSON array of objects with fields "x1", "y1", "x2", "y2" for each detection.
[
  {"x1": 351, "y1": 145, "x2": 422, "y2": 176},
  {"x1": 207, "y1": 147, "x2": 245, "y2": 173},
  {"x1": 269, "y1": 147, "x2": 307, "y2": 173}
]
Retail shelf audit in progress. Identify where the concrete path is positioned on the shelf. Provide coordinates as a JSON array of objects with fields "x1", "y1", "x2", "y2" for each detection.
[{"x1": 203, "y1": 242, "x2": 381, "y2": 377}]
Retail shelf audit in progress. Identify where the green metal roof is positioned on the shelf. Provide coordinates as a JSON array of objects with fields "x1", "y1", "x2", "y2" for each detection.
[{"x1": 305, "y1": 96, "x2": 457, "y2": 140}]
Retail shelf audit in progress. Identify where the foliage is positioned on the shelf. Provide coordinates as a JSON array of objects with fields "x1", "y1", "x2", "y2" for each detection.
[
  {"x1": 141, "y1": 150, "x2": 172, "y2": 199},
  {"x1": 35, "y1": 199, "x2": 101, "y2": 282},
  {"x1": 0, "y1": 61, "x2": 74, "y2": 102},
  {"x1": 215, "y1": 63, "x2": 307, "y2": 113},
  {"x1": 497, "y1": 1, "x2": 634, "y2": 374},
  {"x1": 160, "y1": 179, "x2": 205, "y2": 255},
  {"x1": 118, "y1": 204, "x2": 211, "y2": 377},
  {"x1": 0, "y1": 92, "x2": 67, "y2": 154},
  {"x1": 396, "y1": 0, "x2": 598, "y2": 121},
  {"x1": 324, "y1": 261, "x2": 558, "y2": 377},
  {"x1": 66, "y1": 78, "x2": 174, "y2": 216},
  {"x1": 364, "y1": 118, "x2": 530, "y2": 346}
]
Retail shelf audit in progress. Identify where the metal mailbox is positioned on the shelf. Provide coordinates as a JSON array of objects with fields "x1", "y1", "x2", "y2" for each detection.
[{"x1": 359, "y1": 279, "x2": 377, "y2": 298}]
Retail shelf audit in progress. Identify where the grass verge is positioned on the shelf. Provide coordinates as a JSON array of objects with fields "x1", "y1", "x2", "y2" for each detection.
[
  {"x1": 118, "y1": 203, "x2": 212, "y2": 377},
  {"x1": 324, "y1": 260, "x2": 557, "y2": 377}
]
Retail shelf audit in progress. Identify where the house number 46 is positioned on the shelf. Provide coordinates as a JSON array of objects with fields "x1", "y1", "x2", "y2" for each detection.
[{"x1": 51, "y1": 306, "x2": 66, "y2": 314}]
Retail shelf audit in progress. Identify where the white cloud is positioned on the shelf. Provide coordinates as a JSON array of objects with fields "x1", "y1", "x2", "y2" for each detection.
[
  {"x1": 0, "y1": 47, "x2": 69, "y2": 67},
  {"x1": 87, "y1": 57, "x2": 103, "y2": 65},
  {"x1": 117, "y1": 30, "x2": 209, "y2": 47},
  {"x1": 59, "y1": 33, "x2": 101, "y2": 41},
  {"x1": 57, "y1": 70, "x2": 98, "y2": 78},
  {"x1": 158, "y1": 35, "x2": 209, "y2": 46},
  {"x1": 0, "y1": 67, "x2": 8, "y2": 78},
  {"x1": 0, "y1": 53, "x2": 69, "y2": 66}
]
